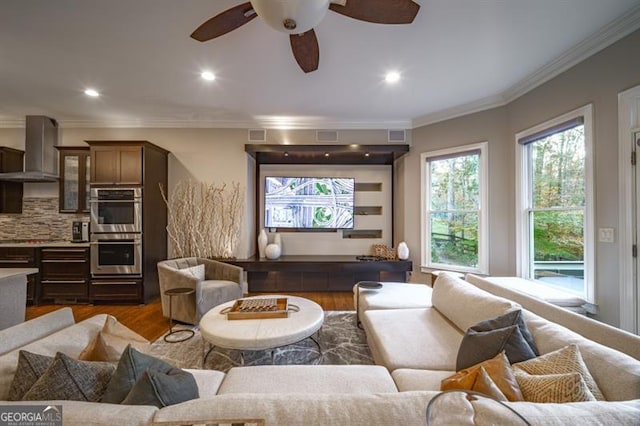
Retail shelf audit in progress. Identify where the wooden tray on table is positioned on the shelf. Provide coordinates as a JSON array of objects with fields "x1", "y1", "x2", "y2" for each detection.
[{"x1": 226, "y1": 297, "x2": 289, "y2": 320}]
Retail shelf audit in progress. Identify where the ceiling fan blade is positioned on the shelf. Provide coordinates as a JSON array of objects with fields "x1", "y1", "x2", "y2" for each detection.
[
  {"x1": 290, "y1": 30, "x2": 320, "y2": 73},
  {"x1": 329, "y1": 0, "x2": 420, "y2": 24},
  {"x1": 191, "y1": 2, "x2": 257, "y2": 42}
]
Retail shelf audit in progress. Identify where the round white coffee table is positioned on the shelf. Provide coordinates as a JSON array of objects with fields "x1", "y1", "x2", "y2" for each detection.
[{"x1": 200, "y1": 295, "x2": 324, "y2": 364}]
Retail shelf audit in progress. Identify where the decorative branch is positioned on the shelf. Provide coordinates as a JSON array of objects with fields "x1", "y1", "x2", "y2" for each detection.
[{"x1": 160, "y1": 180, "x2": 244, "y2": 259}]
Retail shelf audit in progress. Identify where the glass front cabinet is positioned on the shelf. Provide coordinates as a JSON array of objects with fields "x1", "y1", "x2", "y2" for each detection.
[{"x1": 57, "y1": 147, "x2": 90, "y2": 213}]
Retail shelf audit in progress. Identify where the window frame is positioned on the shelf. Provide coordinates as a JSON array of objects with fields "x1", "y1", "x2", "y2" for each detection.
[
  {"x1": 515, "y1": 104, "x2": 595, "y2": 302},
  {"x1": 420, "y1": 141, "x2": 489, "y2": 274}
]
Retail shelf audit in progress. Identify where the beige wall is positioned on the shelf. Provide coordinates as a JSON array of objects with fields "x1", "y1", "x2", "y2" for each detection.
[{"x1": 406, "y1": 28, "x2": 640, "y2": 326}]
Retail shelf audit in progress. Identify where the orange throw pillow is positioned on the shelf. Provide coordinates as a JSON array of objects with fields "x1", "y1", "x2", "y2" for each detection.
[{"x1": 441, "y1": 352, "x2": 524, "y2": 402}]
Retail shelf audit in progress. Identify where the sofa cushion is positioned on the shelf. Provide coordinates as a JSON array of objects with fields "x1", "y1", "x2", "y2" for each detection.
[
  {"x1": 185, "y1": 369, "x2": 226, "y2": 398},
  {"x1": 442, "y1": 352, "x2": 523, "y2": 402},
  {"x1": 121, "y1": 367, "x2": 199, "y2": 407},
  {"x1": 391, "y1": 369, "x2": 455, "y2": 392},
  {"x1": 0, "y1": 314, "x2": 108, "y2": 400},
  {"x1": 513, "y1": 344, "x2": 604, "y2": 400},
  {"x1": 101, "y1": 345, "x2": 174, "y2": 404},
  {"x1": 362, "y1": 308, "x2": 463, "y2": 371},
  {"x1": 456, "y1": 310, "x2": 537, "y2": 370},
  {"x1": 432, "y1": 272, "x2": 520, "y2": 332},
  {"x1": 22, "y1": 352, "x2": 115, "y2": 402},
  {"x1": 79, "y1": 316, "x2": 150, "y2": 362},
  {"x1": 514, "y1": 370, "x2": 596, "y2": 403},
  {"x1": 353, "y1": 282, "x2": 432, "y2": 311},
  {"x1": 0, "y1": 308, "x2": 75, "y2": 356},
  {"x1": 7, "y1": 351, "x2": 53, "y2": 400},
  {"x1": 218, "y1": 365, "x2": 398, "y2": 394}
]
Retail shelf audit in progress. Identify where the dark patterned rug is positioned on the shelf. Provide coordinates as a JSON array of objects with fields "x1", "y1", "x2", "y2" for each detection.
[{"x1": 146, "y1": 311, "x2": 373, "y2": 372}]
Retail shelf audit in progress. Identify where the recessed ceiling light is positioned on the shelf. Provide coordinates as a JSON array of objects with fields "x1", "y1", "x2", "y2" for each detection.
[
  {"x1": 84, "y1": 88, "x2": 100, "y2": 97},
  {"x1": 201, "y1": 71, "x2": 216, "y2": 81},
  {"x1": 385, "y1": 71, "x2": 400, "y2": 84}
]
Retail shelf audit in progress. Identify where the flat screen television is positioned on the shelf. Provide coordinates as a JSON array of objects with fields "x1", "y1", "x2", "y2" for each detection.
[{"x1": 264, "y1": 176, "x2": 355, "y2": 229}]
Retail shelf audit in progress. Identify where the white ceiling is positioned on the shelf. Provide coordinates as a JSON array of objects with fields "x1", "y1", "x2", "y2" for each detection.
[{"x1": 1, "y1": 0, "x2": 639, "y2": 130}]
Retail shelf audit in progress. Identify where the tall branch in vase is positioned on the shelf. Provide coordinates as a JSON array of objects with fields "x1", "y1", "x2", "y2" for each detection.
[{"x1": 160, "y1": 180, "x2": 244, "y2": 258}]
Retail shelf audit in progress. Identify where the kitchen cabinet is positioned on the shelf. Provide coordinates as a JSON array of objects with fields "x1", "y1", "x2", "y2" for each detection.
[
  {"x1": 0, "y1": 247, "x2": 37, "y2": 304},
  {"x1": 40, "y1": 247, "x2": 89, "y2": 302},
  {"x1": 90, "y1": 279, "x2": 142, "y2": 302},
  {"x1": 90, "y1": 145, "x2": 142, "y2": 185},
  {"x1": 56, "y1": 147, "x2": 90, "y2": 213},
  {"x1": 0, "y1": 147, "x2": 24, "y2": 213}
]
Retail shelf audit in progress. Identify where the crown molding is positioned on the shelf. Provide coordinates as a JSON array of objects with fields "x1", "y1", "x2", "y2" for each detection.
[{"x1": 411, "y1": 5, "x2": 640, "y2": 129}]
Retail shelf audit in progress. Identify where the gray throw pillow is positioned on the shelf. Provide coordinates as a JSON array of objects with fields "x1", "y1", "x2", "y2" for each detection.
[
  {"x1": 121, "y1": 366, "x2": 199, "y2": 407},
  {"x1": 101, "y1": 344, "x2": 174, "y2": 404},
  {"x1": 8, "y1": 351, "x2": 54, "y2": 401},
  {"x1": 472, "y1": 309, "x2": 539, "y2": 355},
  {"x1": 22, "y1": 352, "x2": 115, "y2": 402},
  {"x1": 456, "y1": 310, "x2": 538, "y2": 370}
]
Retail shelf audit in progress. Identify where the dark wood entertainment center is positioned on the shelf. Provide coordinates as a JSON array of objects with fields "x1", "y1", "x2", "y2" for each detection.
[
  {"x1": 241, "y1": 144, "x2": 412, "y2": 292},
  {"x1": 228, "y1": 255, "x2": 412, "y2": 292}
]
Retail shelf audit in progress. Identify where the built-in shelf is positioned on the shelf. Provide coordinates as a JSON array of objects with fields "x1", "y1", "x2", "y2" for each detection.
[
  {"x1": 355, "y1": 182, "x2": 382, "y2": 192},
  {"x1": 354, "y1": 206, "x2": 382, "y2": 216},
  {"x1": 342, "y1": 229, "x2": 383, "y2": 239}
]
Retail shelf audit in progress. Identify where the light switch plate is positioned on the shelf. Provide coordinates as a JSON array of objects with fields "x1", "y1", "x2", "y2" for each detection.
[{"x1": 598, "y1": 228, "x2": 615, "y2": 243}]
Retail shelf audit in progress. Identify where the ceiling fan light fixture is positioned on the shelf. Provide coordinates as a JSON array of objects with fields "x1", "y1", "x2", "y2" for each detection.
[{"x1": 250, "y1": 0, "x2": 330, "y2": 34}]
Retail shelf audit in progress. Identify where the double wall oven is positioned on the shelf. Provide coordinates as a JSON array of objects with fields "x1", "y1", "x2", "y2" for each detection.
[{"x1": 90, "y1": 187, "x2": 142, "y2": 277}]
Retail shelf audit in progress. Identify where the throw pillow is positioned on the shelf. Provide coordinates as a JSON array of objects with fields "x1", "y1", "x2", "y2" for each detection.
[
  {"x1": 513, "y1": 344, "x2": 604, "y2": 400},
  {"x1": 473, "y1": 367, "x2": 508, "y2": 401},
  {"x1": 442, "y1": 352, "x2": 524, "y2": 402},
  {"x1": 22, "y1": 352, "x2": 115, "y2": 402},
  {"x1": 79, "y1": 316, "x2": 150, "y2": 362},
  {"x1": 514, "y1": 370, "x2": 596, "y2": 403},
  {"x1": 7, "y1": 351, "x2": 54, "y2": 401},
  {"x1": 121, "y1": 366, "x2": 199, "y2": 407},
  {"x1": 471, "y1": 309, "x2": 539, "y2": 356},
  {"x1": 456, "y1": 310, "x2": 538, "y2": 370},
  {"x1": 178, "y1": 264, "x2": 205, "y2": 280},
  {"x1": 101, "y1": 345, "x2": 174, "y2": 404}
]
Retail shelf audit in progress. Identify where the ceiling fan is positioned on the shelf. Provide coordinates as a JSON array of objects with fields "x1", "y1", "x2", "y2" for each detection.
[{"x1": 190, "y1": 0, "x2": 420, "y2": 73}]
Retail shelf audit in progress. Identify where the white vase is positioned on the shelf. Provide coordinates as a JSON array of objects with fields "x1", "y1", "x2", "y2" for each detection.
[
  {"x1": 273, "y1": 233, "x2": 282, "y2": 247},
  {"x1": 258, "y1": 229, "x2": 268, "y2": 258},
  {"x1": 265, "y1": 243, "x2": 281, "y2": 259},
  {"x1": 397, "y1": 241, "x2": 410, "y2": 260}
]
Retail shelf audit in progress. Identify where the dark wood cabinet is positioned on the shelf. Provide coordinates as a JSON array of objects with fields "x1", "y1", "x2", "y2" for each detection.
[
  {"x1": 39, "y1": 247, "x2": 89, "y2": 302},
  {"x1": 90, "y1": 145, "x2": 142, "y2": 185},
  {"x1": 89, "y1": 279, "x2": 142, "y2": 302},
  {"x1": 0, "y1": 247, "x2": 37, "y2": 304},
  {"x1": 227, "y1": 256, "x2": 412, "y2": 292},
  {"x1": 57, "y1": 147, "x2": 90, "y2": 213},
  {"x1": 0, "y1": 147, "x2": 24, "y2": 213}
]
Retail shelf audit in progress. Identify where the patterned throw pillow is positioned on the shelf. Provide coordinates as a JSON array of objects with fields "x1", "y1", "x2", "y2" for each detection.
[
  {"x1": 79, "y1": 316, "x2": 150, "y2": 362},
  {"x1": 7, "y1": 351, "x2": 54, "y2": 401},
  {"x1": 513, "y1": 344, "x2": 604, "y2": 400},
  {"x1": 21, "y1": 352, "x2": 115, "y2": 402},
  {"x1": 514, "y1": 370, "x2": 596, "y2": 403}
]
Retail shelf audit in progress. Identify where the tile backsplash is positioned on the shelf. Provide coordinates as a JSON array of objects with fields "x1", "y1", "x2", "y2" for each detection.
[{"x1": 0, "y1": 197, "x2": 88, "y2": 241}]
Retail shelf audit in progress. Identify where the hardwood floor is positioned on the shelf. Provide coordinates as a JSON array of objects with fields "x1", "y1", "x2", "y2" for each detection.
[{"x1": 25, "y1": 291, "x2": 354, "y2": 342}]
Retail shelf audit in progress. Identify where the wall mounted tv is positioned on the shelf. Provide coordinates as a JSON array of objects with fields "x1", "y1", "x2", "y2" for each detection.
[{"x1": 264, "y1": 176, "x2": 355, "y2": 229}]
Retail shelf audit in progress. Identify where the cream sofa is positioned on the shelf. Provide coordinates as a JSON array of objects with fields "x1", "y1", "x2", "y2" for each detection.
[{"x1": 0, "y1": 274, "x2": 639, "y2": 425}]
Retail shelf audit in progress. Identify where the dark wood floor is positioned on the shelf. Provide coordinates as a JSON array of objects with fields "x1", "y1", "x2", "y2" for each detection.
[{"x1": 25, "y1": 292, "x2": 354, "y2": 342}]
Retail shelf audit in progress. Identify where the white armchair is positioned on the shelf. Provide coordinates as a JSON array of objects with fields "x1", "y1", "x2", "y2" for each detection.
[{"x1": 157, "y1": 257, "x2": 244, "y2": 325}]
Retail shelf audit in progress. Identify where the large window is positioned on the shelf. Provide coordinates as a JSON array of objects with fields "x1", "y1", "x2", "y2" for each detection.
[
  {"x1": 516, "y1": 105, "x2": 594, "y2": 302},
  {"x1": 421, "y1": 142, "x2": 488, "y2": 274}
]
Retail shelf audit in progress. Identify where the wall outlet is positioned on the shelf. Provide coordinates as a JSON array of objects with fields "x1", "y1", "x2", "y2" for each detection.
[{"x1": 598, "y1": 228, "x2": 615, "y2": 243}]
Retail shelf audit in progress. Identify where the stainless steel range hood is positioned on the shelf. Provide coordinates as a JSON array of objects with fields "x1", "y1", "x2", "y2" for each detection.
[{"x1": 0, "y1": 116, "x2": 59, "y2": 182}]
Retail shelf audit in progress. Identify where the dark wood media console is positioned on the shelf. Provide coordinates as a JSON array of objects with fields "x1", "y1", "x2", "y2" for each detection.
[{"x1": 224, "y1": 256, "x2": 413, "y2": 292}]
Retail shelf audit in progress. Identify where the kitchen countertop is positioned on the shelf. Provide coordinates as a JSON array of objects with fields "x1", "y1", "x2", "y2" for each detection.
[
  {"x1": 0, "y1": 241, "x2": 90, "y2": 248},
  {"x1": 0, "y1": 268, "x2": 39, "y2": 279}
]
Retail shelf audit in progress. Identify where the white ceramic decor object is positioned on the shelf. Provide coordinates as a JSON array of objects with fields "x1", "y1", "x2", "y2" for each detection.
[
  {"x1": 265, "y1": 243, "x2": 281, "y2": 259},
  {"x1": 397, "y1": 241, "x2": 410, "y2": 260},
  {"x1": 258, "y1": 228, "x2": 268, "y2": 258},
  {"x1": 273, "y1": 233, "x2": 282, "y2": 247}
]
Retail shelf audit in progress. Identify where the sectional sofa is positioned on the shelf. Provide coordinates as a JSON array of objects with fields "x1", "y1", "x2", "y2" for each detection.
[{"x1": 0, "y1": 273, "x2": 639, "y2": 425}]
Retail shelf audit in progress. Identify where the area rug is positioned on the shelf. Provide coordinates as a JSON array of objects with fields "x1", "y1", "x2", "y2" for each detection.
[{"x1": 146, "y1": 311, "x2": 373, "y2": 372}]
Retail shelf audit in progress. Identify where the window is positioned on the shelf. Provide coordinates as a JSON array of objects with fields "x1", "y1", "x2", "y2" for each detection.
[
  {"x1": 516, "y1": 105, "x2": 594, "y2": 302},
  {"x1": 421, "y1": 142, "x2": 488, "y2": 274}
]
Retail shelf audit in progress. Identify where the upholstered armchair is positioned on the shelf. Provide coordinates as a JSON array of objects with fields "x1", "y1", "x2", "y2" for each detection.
[{"x1": 157, "y1": 257, "x2": 244, "y2": 325}]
